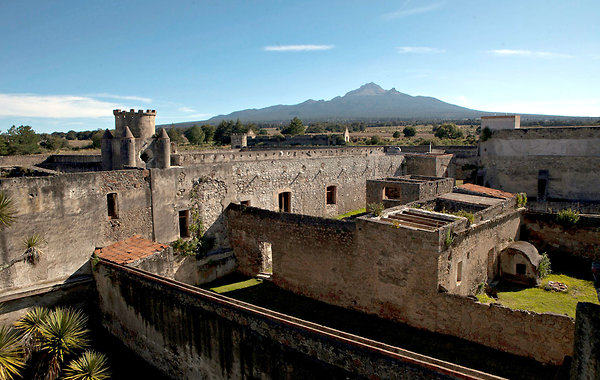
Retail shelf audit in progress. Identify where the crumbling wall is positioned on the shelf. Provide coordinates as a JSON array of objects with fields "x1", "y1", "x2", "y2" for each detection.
[
  {"x1": 0, "y1": 169, "x2": 152, "y2": 293},
  {"x1": 570, "y1": 302, "x2": 600, "y2": 380}
]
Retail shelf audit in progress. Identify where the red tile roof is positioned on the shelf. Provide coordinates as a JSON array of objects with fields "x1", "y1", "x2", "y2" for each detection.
[
  {"x1": 94, "y1": 235, "x2": 169, "y2": 265},
  {"x1": 458, "y1": 183, "x2": 515, "y2": 199}
]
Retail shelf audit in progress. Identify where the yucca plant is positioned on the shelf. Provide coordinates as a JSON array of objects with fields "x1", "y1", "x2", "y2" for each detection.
[
  {"x1": 63, "y1": 351, "x2": 110, "y2": 380},
  {"x1": 14, "y1": 306, "x2": 50, "y2": 360},
  {"x1": 23, "y1": 234, "x2": 44, "y2": 265},
  {"x1": 0, "y1": 193, "x2": 15, "y2": 229},
  {"x1": 37, "y1": 308, "x2": 89, "y2": 380},
  {"x1": 0, "y1": 325, "x2": 24, "y2": 380}
]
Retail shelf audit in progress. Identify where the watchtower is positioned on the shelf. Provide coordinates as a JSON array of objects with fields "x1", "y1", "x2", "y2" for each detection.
[{"x1": 113, "y1": 109, "x2": 157, "y2": 139}]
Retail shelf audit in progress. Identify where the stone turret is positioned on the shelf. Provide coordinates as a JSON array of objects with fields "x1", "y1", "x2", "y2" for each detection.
[
  {"x1": 101, "y1": 129, "x2": 113, "y2": 170},
  {"x1": 155, "y1": 128, "x2": 171, "y2": 169},
  {"x1": 120, "y1": 126, "x2": 136, "y2": 168}
]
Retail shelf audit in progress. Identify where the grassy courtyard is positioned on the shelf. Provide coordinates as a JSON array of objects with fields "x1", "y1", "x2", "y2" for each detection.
[{"x1": 477, "y1": 273, "x2": 599, "y2": 317}]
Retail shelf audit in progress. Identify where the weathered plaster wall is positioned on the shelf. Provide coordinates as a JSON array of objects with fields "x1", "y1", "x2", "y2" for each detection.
[
  {"x1": 94, "y1": 261, "x2": 488, "y2": 380},
  {"x1": 0, "y1": 169, "x2": 152, "y2": 293},
  {"x1": 521, "y1": 211, "x2": 600, "y2": 261},
  {"x1": 172, "y1": 251, "x2": 236, "y2": 286},
  {"x1": 480, "y1": 127, "x2": 600, "y2": 201},
  {"x1": 366, "y1": 177, "x2": 454, "y2": 206},
  {"x1": 227, "y1": 204, "x2": 573, "y2": 364}
]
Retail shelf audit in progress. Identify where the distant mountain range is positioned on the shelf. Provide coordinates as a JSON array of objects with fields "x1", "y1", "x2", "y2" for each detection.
[{"x1": 161, "y1": 83, "x2": 597, "y2": 128}]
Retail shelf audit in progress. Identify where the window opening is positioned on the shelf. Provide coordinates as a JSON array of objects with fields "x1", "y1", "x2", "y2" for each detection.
[
  {"x1": 241, "y1": 200, "x2": 251, "y2": 206},
  {"x1": 326, "y1": 186, "x2": 337, "y2": 205},
  {"x1": 278, "y1": 191, "x2": 291, "y2": 212},
  {"x1": 516, "y1": 263, "x2": 526, "y2": 275},
  {"x1": 179, "y1": 210, "x2": 190, "y2": 238},
  {"x1": 538, "y1": 170, "x2": 549, "y2": 201},
  {"x1": 457, "y1": 261, "x2": 463, "y2": 283},
  {"x1": 107, "y1": 193, "x2": 118, "y2": 219}
]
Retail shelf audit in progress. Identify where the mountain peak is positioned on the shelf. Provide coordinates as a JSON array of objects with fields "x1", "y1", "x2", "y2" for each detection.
[{"x1": 344, "y1": 82, "x2": 387, "y2": 97}]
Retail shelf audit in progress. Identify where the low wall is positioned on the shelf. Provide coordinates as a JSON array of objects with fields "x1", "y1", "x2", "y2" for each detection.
[
  {"x1": 94, "y1": 260, "x2": 499, "y2": 380},
  {"x1": 521, "y1": 211, "x2": 600, "y2": 261},
  {"x1": 172, "y1": 250, "x2": 236, "y2": 286}
]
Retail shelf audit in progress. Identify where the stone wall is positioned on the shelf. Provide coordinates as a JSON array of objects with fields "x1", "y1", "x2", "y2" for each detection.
[
  {"x1": 94, "y1": 260, "x2": 495, "y2": 380},
  {"x1": 521, "y1": 211, "x2": 600, "y2": 261},
  {"x1": 151, "y1": 151, "x2": 405, "y2": 246},
  {"x1": 0, "y1": 169, "x2": 152, "y2": 293},
  {"x1": 227, "y1": 204, "x2": 574, "y2": 364},
  {"x1": 570, "y1": 302, "x2": 600, "y2": 380},
  {"x1": 480, "y1": 127, "x2": 600, "y2": 201},
  {"x1": 366, "y1": 176, "x2": 454, "y2": 206}
]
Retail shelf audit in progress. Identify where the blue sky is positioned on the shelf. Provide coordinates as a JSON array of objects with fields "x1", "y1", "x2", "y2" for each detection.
[{"x1": 1, "y1": 0, "x2": 599, "y2": 133}]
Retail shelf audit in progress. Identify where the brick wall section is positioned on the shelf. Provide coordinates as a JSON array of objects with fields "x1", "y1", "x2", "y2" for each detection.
[
  {"x1": 0, "y1": 169, "x2": 152, "y2": 293},
  {"x1": 227, "y1": 204, "x2": 574, "y2": 364},
  {"x1": 94, "y1": 260, "x2": 500, "y2": 380}
]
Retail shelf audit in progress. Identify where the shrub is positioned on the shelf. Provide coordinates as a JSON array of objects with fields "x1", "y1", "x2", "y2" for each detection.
[
  {"x1": 480, "y1": 127, "x2": 492, "y2": 142},
  {"x1": 392, "y1": 131, "x2": 401, "y2": 139},
  {"x1": 433, "y1": 123, "x2": 463, "y2": 139},
  {"x1": 367, "y1": 202, "x2": 384, "y2": 217},
  {"x1": 538, "y1": 253, "x2": 552, "y2": 279},
  {"x1": 556, "y1": 208, "x2": 580, "y2": 225},
  {"x1": 455, "y1": 210, "x2": 475, "y2": 225},
  {"x1": 516, "y1": 193, "x2": 528, "y2": 207},
  {"x1": 444, "y1": 228, "x2": 455, "y2": 247},
  {"x1": 403, "y1": 126, "x2": 416, "y2": 137}
]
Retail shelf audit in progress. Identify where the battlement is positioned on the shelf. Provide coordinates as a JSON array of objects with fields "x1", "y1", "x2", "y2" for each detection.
[{"x1": 113, "y1": 109, "x2": 157, "y2": 116}]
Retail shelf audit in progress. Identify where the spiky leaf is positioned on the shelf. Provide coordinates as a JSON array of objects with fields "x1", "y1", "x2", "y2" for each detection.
[
  {"x1": 63, "y1": 351, "x2": 110, "y2": 380},
  {"x1": 0, "y1": 326, "x2": 24, "y2": 380}
]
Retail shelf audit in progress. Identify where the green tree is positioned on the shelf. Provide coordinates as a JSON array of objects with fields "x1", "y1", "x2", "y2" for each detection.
[
  {"x1": 5, "y1": 126, "x2": 40, "y2": 155},
  {"x1": 392, "y1": 131, "x2": 401, "y2": 139},
  {"x1": 90, "y1": 130, "x2": 104, "y2": 149},
  {"x1": 214, "y1": 120, "x2": 234, "y2": 145},
  {"x1": 184, "y1": 126, "x2": 205, "y2": 145},
  {"x1": 166, "y1": 127, "x2": 185, "y2": 144},
  {"x1": 368, "y1": 135, "x2": 382, "y2": 145},
  {"x1": 433, "y1": 123, "x2": 463, "y2": 139},
  {"x1": 306, "y1": 124, "x2": 325, "y2": 134},
  {"x1": 65, "y1": 131, "x2": 77, "y2": 140},
  {"x1": 403, "y1": 126, "x2": 416, "y2": 137},
  {"x1": 40, "y1": 135, "x2": 69, "y2": 151},
  {"x1": 201, "y1": 124, "x2": 216, "y2": 143},
  {"x1": 281, "y1": 117, "x2": 305, "y2": 136}
]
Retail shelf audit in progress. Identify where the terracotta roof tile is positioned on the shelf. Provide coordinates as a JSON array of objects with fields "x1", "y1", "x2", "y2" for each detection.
[
  {"x1": 458, "y1": 183, "x2": 515, "y2": 199},
  {"x1": 95, "y1": 235, "x2": 169, "y2": 265}
]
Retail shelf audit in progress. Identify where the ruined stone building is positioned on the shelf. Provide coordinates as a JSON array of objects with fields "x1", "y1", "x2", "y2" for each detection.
[{"x1": 0, "y1": 109, "x2": 598, "y2": 379}]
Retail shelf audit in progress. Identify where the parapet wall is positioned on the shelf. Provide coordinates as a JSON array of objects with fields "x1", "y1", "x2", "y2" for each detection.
[{"x1": 94, "y1": 260, "x2": 495, "y2": 379}]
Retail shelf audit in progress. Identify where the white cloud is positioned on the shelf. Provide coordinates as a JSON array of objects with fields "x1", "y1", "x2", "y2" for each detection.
[
  {"x1": 397, "y1": 46, "x2": 445, "y2": 54},
  {"x1": 489, "y1": 49, "x2": 571, "y2": 58},
  {"x1": 178, "y1": 106, "x2": 197, "y2": 113},
  {"x1": 382, "y1": 2, "x2": 444, "y2": 20},
  {"x1": 91, "y1": 93, "x2": 152, "y2": 103},
  {"x1": 263, "y1": 45, "x2": 334, "y2": 52},
  {"x1": 0, "y1": 94, "x2": 130, "y2": 118}
]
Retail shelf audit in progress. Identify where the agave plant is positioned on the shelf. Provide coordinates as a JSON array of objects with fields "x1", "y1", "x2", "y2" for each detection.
[
  {"x1": 37, "y1": 308, "x2": 89, "y2": 380},
  {"x1": 0, "y1": 192, "x2": 15, "y2": 229},
  {"x1": 23, "y1": 234, "x2": 45, "y2": 265},
  {"x1": 63, "y1": 351, "x2": 110, "y2": 380},
  {"x1": 14, "y1": 306, "x2": 50, "y2": 360},
  {"x1": 0, "y1": 325, "x2": 24, "y2": 380}
]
